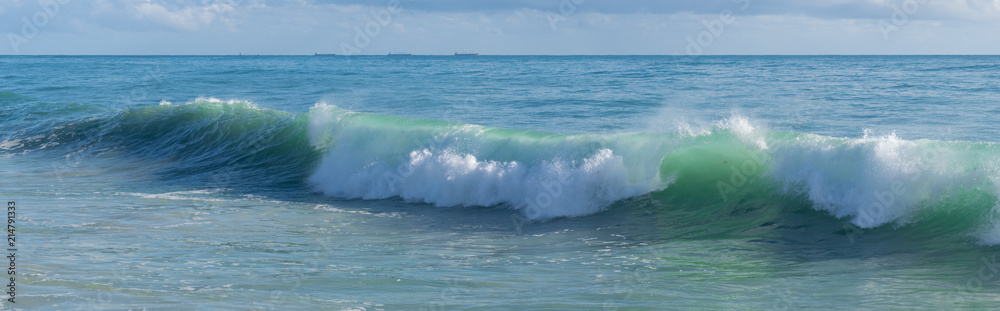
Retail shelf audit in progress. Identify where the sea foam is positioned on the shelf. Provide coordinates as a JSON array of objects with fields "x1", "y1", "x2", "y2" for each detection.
[{"x1": 306, "y1": 103, "x2": 670, "y2": 219}]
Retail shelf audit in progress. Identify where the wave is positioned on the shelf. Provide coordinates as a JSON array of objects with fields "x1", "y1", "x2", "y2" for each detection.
[
  {"x1": 306, "y1": 104, "x2": 673, "y2": 219},
  {"x1": 304, "y1": 104, "x2": 1000, "y2": 243},
  {"x1": 5, "y1": 99, "x2": 1000, "y2": 243},
  {"x1": 308, "y1": 104, "x2": 1000, "y2": 244},
  {"x1": 2, "y1": 98, "x2": 319, "y2": 190}
]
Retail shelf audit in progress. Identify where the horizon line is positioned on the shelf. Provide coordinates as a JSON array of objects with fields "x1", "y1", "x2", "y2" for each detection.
[{"x1": 3, "y1": 54, "x2": 1000, "y2": 57}]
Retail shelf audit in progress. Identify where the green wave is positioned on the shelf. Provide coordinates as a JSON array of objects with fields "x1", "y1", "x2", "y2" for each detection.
[{"x1": 5, "y1": 100, "x2": 1000, "y2": 244}]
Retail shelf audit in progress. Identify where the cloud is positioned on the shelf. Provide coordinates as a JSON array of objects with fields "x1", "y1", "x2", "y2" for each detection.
[
  {"x1": 2, "y1": 0, "x2": 999, "y2": 55},
  {"x1": 126, "y1": 2, "x2": 216, "y2": 31},
  {"x1": 305, "y1": 0, "x2": 1000, "y2": 21},
  {"x1": 40, "y1": 0, "x2": 1000, "y2": 22},
  {"x1": 9, "y1": 0, "x2": 998, "y2": 34},
  {"x1": 21, "y1": 0, "x2": 270, "y2": 32}
]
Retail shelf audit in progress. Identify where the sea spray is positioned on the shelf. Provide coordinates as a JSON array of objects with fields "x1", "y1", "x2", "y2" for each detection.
[
  {"x1": 305, "y1": 103, "x2": 670, "y2": 219},
  {"x1": 6, "y1": 100, "x2": 1000, "y2": 244}
]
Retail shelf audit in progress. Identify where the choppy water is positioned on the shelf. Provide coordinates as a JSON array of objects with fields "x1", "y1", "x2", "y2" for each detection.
[{"x1": 2, "y1": 55, "x2": 1000, "y2": 309}]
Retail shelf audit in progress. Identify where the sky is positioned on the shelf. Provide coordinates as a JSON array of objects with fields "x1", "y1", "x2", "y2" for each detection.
[{"x1": 1, "y1": 0, "x2": 999, "y2": 55}]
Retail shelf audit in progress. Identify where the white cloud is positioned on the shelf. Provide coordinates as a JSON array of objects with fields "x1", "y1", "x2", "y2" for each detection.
[
  {"x1": 128, "y1": 2, "x2": 214, "y2": 31},
  {"x1": 67, "y1": 0, "x2": 268, "y2": 32},
  {"x1": 2, "y1": 0, "x2": 999, "y2": 54}
]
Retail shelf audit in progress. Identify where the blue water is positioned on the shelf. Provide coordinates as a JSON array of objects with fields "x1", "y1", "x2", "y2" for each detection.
[{"x1": 2, "y1": 55, "x2": 1000, "y2": 309}]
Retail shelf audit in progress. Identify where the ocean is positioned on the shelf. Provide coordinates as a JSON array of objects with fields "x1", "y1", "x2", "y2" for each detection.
[{"x1": 2, "y1": 55, "x2": 1000, "y2": 309}]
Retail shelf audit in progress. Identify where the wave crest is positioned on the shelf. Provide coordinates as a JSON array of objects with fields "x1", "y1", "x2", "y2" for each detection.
[{"x1": 306, "y1": 103, "x2": 670, "y2": 219}]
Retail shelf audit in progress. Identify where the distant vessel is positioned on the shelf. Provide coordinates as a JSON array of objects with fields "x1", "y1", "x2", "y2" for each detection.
[
  {"x1": 454, "y1": 52, "x2": 479, "y2": 56},
  {"x1": 314, "y1": 53, "x2": 336, "y2": 56},
  {"x1": 388, "y1": 52, "x2": 412, "y2": 56}
]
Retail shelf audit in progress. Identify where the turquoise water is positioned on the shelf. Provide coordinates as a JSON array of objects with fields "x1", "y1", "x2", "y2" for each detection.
[{"x1": 2, "y1": 55, "x2": 1000, "y2": 309}]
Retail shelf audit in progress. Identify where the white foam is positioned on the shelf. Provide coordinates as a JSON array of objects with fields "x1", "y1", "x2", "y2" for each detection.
[
  {"x1": 306, "y1": 104, "x2": 670, "y2": 220},
  {"x1": 769, "y1": 131, "x2": 987, "y2": 228},
  {"x1": 304, "y1": 104, "x2": 1000, "y2": 243}
]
